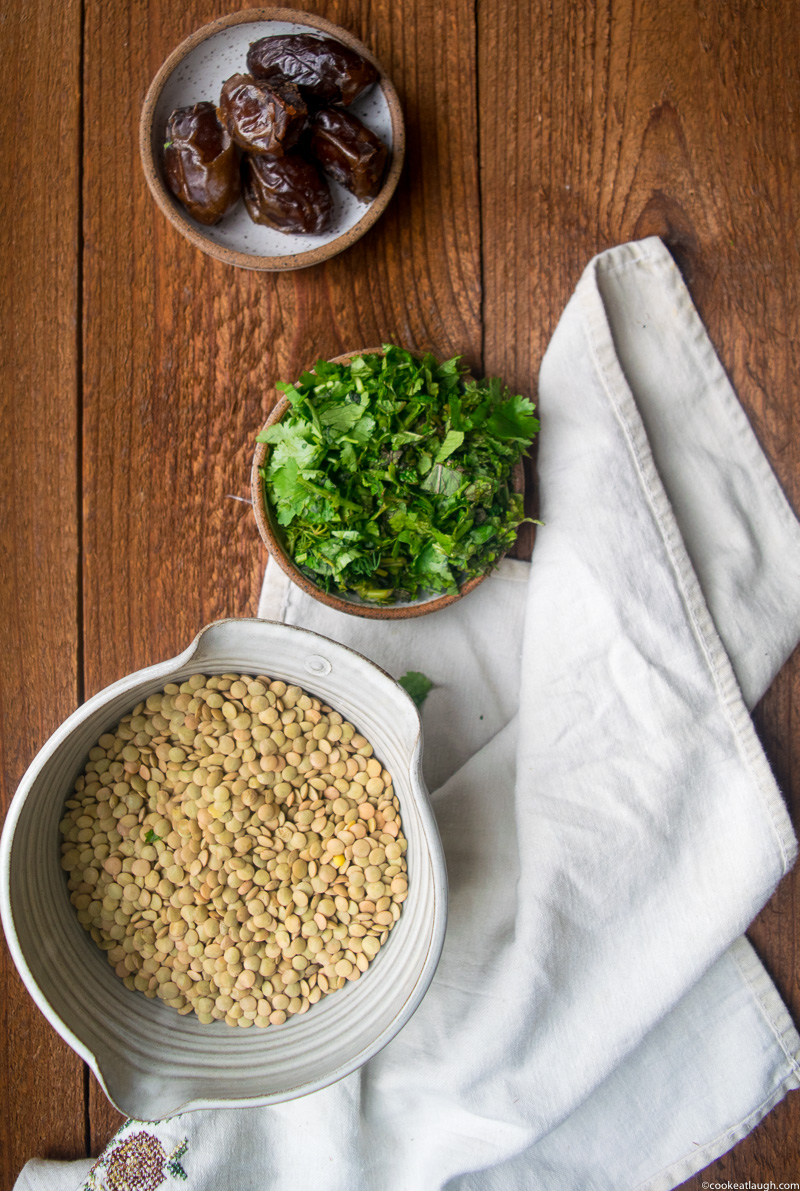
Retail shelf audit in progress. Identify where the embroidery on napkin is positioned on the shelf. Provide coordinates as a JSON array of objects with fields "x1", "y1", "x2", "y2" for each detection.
[{"x1": 81, "y1": 1124, "x2": 188, "y2": 1191}]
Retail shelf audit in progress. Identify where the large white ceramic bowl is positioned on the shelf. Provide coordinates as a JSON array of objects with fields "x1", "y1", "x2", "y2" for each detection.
[{"x1": 0, "y1": 619, "x2": 447, "y2": 1120}]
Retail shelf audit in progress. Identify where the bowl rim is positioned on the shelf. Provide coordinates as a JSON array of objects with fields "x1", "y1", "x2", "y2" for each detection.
[
  {"x1": 139, "y1": 8, "x2": 406, "y2": 272},
  {"x1": 0, "y1": 617, "x2": 449, "y2": 1117},
  {"x1": 251, "y1": 348, "x2": 525, "y2": 620}
]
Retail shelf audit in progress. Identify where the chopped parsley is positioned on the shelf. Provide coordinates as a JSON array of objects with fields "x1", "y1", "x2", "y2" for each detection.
[
  {"x1": 398, "y1": 671, "x2": 434, "y2": 707},
  {"x1": 257, "y1": 345, "x2": 539, "y2": 603}
]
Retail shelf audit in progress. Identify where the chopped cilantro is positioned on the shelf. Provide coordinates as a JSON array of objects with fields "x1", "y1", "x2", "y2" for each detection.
[
  {"x1": 257, "y1": 345, "x2": 539, "y2": 603},
  {"x1": 145, "y1": 829, "x2": 161, "y2": 844},
  {"x1": 398, "y1": 671, "x2": 434, "y2": 707}
]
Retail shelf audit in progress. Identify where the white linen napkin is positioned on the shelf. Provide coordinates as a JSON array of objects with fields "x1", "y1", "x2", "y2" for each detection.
[{"x1": 16, "y1": 237, "x2": 800, "y2": 1191}]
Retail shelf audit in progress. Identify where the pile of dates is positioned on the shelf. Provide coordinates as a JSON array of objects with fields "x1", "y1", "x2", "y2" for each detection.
[{"x1": 163, "y1": 33, "x2": 390, "y2": 235}]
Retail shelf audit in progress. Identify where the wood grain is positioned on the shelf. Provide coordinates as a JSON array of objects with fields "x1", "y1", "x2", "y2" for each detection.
[
  {"x1": 478, "y1": 0, "x2": 800, "y2": 1183},
  {"x1": 0, "y1": 0, "x2": 87, "y2": 1184},
  {"x1": 3, "y1": 0, "x2": 800, "y2": 1182},
  {"x1": 79, "y1": 0, "x2": 480, "y2": 1154}
]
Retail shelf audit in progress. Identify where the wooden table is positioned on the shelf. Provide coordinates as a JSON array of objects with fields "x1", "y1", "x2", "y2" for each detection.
[{"x1": 2, "y1": 1, "x2": 798, "y2": 1186}]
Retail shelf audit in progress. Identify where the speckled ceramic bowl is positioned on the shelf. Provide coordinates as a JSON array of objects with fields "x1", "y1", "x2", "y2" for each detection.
[
  {"x1": 251, "y1": 349, "x2": 527, "y2": 620},
  {"x1": 140, "y1": 10, "x2": 404, "y2": 270},
  {"x1": 0, "y1": 619, "x2": 447, "y2": 1119}
]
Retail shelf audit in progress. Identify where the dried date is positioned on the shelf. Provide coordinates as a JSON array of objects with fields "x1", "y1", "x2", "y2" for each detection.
[
  {"x1": 310, "y1": 108, "x2": 388, "y2": 202},
  {"x1": 242, "y1": 152, "x2": 334, "y2": 234},
  {"x1": 219, "y1": 73, "x2": 307, "y2": 155},
  {"x1": 163, "y1": 102, "x2": 241, "y2": 225},
  {"x1": 247, "y1": 34, "x2": 378, "y2": 107}
]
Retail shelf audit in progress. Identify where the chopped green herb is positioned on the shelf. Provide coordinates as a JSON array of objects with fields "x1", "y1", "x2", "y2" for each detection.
[
  {"x1": 145, "y1": 829, "x2": 161, "y2": 844},
  {"x1": 398, "y1": 671, "x2": 434, "y2": 707},
  {"x1": 258, "y1": 345, "x2": 539, "y2": 603},
  {"x1": 163, "y1": 140, "x2": 173, "y2": 149}
]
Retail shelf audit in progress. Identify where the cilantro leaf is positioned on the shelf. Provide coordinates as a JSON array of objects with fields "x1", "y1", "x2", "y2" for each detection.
[
  {"x1": 339, "y1": 441, "x2": 358, "y2": 471},
  {"x1": 435, "y1": 429, "x2": 464, "y2": 463},
  {"x1": 398, "y1": 671, "x2": 434, "y2": 707},
  {"x1": 391, "y1": 430, "x2": 423, "y2": 448},
  {"x1": 320, "y1": 402, "x2": 367, "y2": 432},
  {"x1": 268, "y1": 458, "x2": 306, "y2": 525},
  {"x1": 413, "y1": 542, "x2": 456, "y2": 591},
  {"x1": 485, "y1": 393, "x2": 540, "y2": 442},
  {"x1": 346, "y1": 415, "x2": 375, "y2": 445},
  {"x1": 275, "y1": 381, "x2": 305, "y2": 407},
  {"x1": 421, "y1": 463, "x2": 464, "y2": 496}
]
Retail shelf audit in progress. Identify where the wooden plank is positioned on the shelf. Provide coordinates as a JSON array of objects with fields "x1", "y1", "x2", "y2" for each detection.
[
  {"x1": 478, "y1": 0, "x2": 800, "y2": 1184},
  {"x1": 80, "y1": 0, "x2": 480, "y2": 1152},
  {"x1": 0, "y1": 0, "x2": 87, "y2": 1182}
]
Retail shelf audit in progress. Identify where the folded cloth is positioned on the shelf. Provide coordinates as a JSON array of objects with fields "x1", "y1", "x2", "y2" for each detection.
[{"x1": 16, "y1": 237, "x2": 800, "y2": 1191}]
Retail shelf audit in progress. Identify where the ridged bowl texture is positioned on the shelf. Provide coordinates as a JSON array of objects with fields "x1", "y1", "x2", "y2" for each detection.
[{"x1": 0, "y1": 619, "x2": 447, "y2": 1120}]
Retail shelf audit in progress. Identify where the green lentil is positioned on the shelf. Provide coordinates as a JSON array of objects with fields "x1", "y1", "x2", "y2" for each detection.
[{"x1": 60, "y1": 672, "x2": 407, "y2": 1029}]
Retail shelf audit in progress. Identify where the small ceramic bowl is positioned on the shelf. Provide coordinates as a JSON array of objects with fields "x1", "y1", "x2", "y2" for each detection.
[
  {"x1": 251, "y1": 349, "x2": 526, "y2": 620},
  {"x1": 0, "y1": 618, "x2": 447, "y2": 1120},
  {"x1": 140, "y1": 9, "x2": 405, "y2": 270}
]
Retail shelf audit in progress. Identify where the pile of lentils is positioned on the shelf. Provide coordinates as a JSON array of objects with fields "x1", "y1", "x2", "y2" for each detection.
[{"x1": 59, "y1": 672, "x2": 407, "y2": 1028}]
